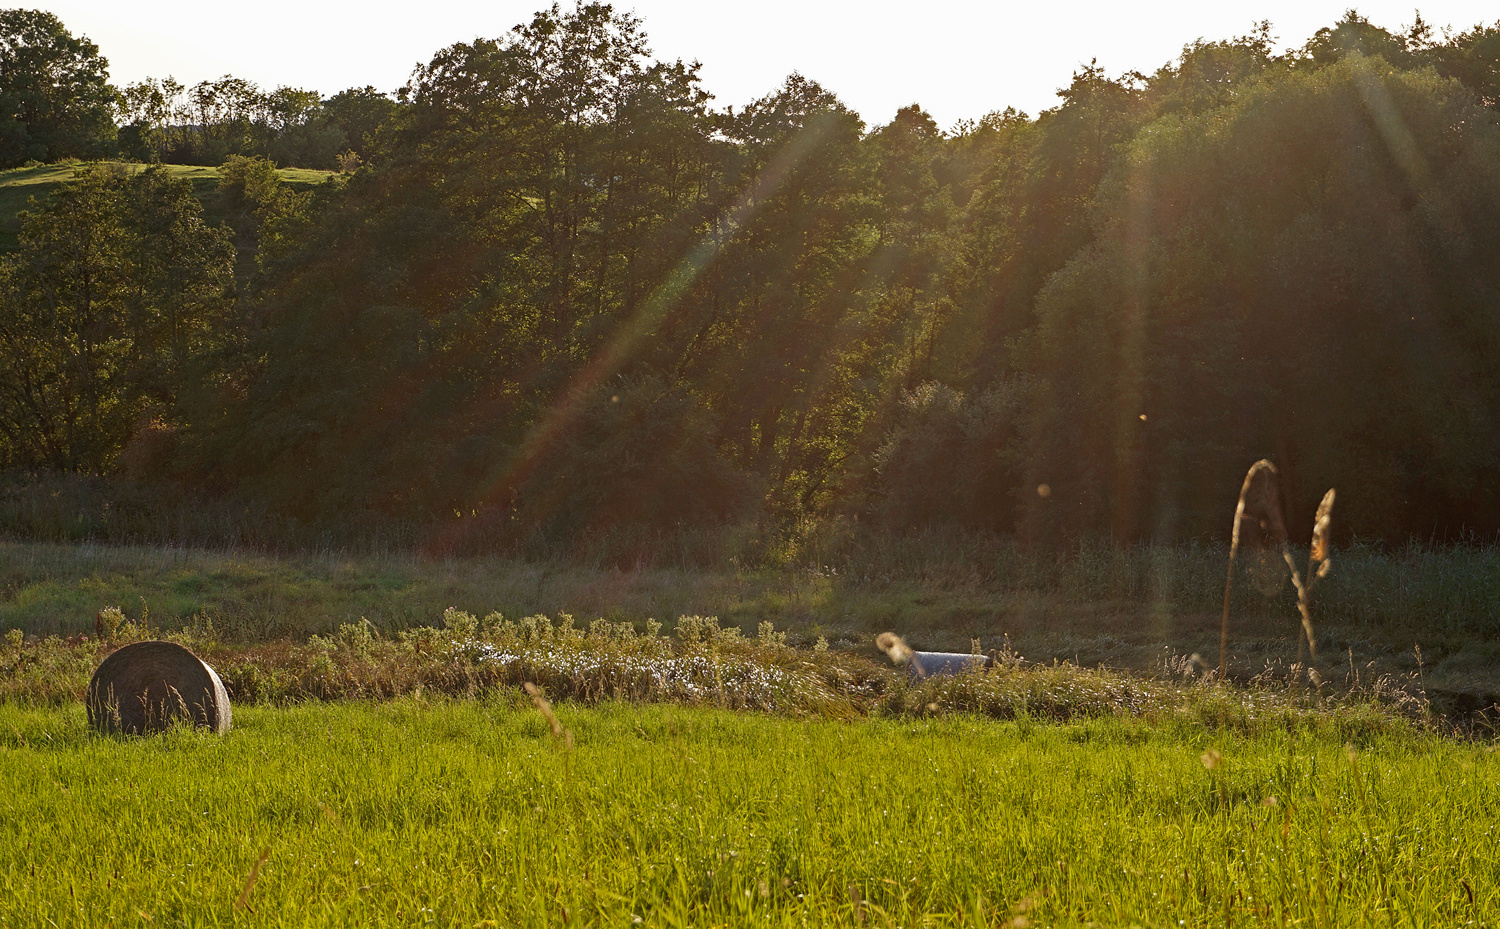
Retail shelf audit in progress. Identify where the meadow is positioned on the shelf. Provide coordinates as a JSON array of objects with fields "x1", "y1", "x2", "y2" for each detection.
[
  {"x1": 0, "y1": 698, "x2": 1494, "y2": 927},
  {"x1": 2, "y1": 531, "x2": 1498, "y2": 709},
  {"x1": 2, "y1": 493, "x2": 1496, "y2": 925},
  {"x1": 0, "y1": 535, "x2": 1490, "y2": 926},
  {"x1": 4, "y1": 12, "x2": 1500, "y2": 924},
  {"x1": 0, "y1": 161, "x2": 334, "y2": 251}
]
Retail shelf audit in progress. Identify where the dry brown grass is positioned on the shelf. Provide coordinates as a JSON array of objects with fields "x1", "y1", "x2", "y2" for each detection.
[{"x1": 1220, "y1": 460, "x2": 1336, "y2": 677}]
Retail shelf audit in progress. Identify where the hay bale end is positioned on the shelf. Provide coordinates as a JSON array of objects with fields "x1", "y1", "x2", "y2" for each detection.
[{"x1": 85, "y1": 641, "x2": 231, "y2": 735}]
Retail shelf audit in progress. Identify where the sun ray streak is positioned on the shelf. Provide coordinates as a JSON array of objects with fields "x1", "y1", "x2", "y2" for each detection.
[
  {"x1": 1347, "y1": 54, "x2": 1470, "y2": 254},
  {"x1": 428, "y1": 120, "x2": 837, "y2": 551}
]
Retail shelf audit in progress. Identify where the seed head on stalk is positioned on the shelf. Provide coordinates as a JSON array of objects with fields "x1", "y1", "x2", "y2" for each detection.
[
  {"x1": 876, "y1": 632, "x2": 913, "y2": 665},
  {"x1": 1220, "y1": 460, "x2": 1287, "y2": 677},
  {"x1": 1219, "y1": 461, "x2": 1334, "y2": 677},
  {"x1": 1285, "y1": 488, "x2": 1336, "y2": 663}
]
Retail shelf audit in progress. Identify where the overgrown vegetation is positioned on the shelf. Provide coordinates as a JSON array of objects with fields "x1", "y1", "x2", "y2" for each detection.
[{"x1": 0, "y1": 603, "x2": 1439, "y2": 753}]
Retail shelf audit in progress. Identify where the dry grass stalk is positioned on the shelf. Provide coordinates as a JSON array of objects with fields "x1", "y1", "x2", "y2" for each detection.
[
  {"x1": 1285, "y1": 488, "x2": 1336, "y2": 664},
  {"x1": 523, "y1": 682, "x2": 573, "y2": 749},
  {"x1": 1220, "y1": 460, "x2": 1286, "y2": 676},
  {"x1": 875, "y1": 632, "x2": 913, "y2": 665},
  {"x1": 235, "y1": 848, "x2": 271, "y2": 912},
  {"x1": 847, "y1": 883, "x2": 866, "y2": 926},
  {"x1": 1220, "y1": 462, "x2": 1334, "y2": 675}
]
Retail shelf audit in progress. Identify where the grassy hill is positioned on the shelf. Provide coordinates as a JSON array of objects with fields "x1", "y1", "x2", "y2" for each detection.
[{"x1": 0, "y1": 161, "x2": 335, "y2": 251}]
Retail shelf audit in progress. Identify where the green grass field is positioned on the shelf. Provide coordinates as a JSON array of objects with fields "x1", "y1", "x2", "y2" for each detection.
[
  {"x1": 0, "y1": 536, "x2": 1489, "y2": 925},
  {"x1": 0, "y1": 699, "x2": 1493, "y2": 927},
  {"x1": 0, "y1": 528, "x2": 1491, "y2": 923},
  {"x1": 0, "y1": 161, "x2": 335, "y2": 251}
]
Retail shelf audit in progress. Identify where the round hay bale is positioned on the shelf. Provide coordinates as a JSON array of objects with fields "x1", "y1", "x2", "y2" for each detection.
[{"x1": 86, "y1": 641, "x2": 231, "y2": 735}]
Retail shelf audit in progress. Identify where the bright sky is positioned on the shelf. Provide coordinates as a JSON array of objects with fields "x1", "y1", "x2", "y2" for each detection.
[{"x1": 40, "y1": 1, "x2": 1500, "y2": 130}]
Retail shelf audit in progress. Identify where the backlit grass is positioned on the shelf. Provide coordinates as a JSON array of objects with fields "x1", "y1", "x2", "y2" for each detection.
[{"x1": 0, "y1": 699, "x2": 1493, "y2": 926}]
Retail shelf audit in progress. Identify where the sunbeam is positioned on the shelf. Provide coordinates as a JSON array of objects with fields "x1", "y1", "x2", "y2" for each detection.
[{"x1": 426, "y1": 116, "x2": 842, "y2": 551}]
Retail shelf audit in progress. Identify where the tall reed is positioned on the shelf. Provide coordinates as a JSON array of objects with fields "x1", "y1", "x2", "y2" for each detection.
[{"x1": 1219, "y1": 460, "x2": 1334, "y2": 676}]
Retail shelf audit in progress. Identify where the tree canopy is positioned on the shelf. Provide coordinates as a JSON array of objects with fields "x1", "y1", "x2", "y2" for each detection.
[
  {"x1": 0, "y1": 9, "x2": 114, "y2": 166},
  {"x1": 6, "y1": 6, "x2": 1500, "y2": 549},
  {"x1": 0, "y1": 165, "x2": 234, "y2": 471}
]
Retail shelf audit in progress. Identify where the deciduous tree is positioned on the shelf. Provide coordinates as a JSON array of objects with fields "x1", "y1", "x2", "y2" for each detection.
[{"x1": 0, "y1": 9, "x2": 115, "y2": 166}]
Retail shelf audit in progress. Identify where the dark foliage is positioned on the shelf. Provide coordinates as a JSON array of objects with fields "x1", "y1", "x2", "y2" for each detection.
[
  {"x1": 0, "y1": 10, "x2": 115, "y2": 166},
  {"x1": 10, "y1": 7, "x2": 1500, "y2": 546},
  {"x1": 0, "y1": 165, "x2": 234, "y2": 471}
]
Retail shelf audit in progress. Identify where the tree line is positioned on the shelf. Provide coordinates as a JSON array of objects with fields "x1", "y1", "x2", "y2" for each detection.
[
  {"x1": 0, "y1": 9, "x2": 393, "y2": 169},
  {"x1": 5, "y1": 5, "x2": 1500, "y2": 549}
]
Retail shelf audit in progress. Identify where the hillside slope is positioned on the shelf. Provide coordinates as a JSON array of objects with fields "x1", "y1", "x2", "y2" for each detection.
[{"x1": 0, "y1": 161, "x2": 334, "y2": 251}]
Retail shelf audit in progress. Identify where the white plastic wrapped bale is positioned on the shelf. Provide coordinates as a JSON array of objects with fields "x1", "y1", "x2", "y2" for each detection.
[
  {"x1": 876, "y1": 632, "x2": 996, "y2": 678},
  {"x1": 907, "y1": 651, "x2": 993, "y2": 678}
]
